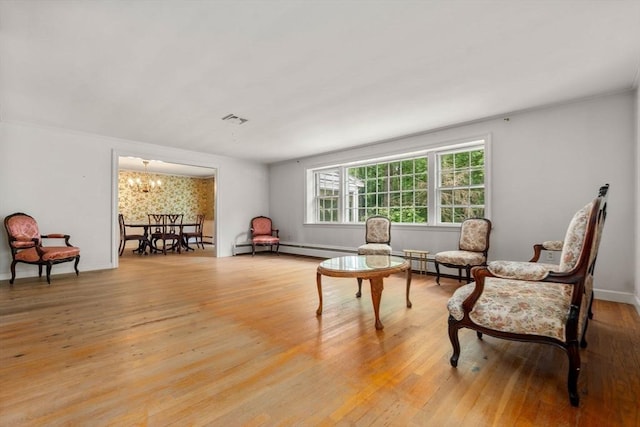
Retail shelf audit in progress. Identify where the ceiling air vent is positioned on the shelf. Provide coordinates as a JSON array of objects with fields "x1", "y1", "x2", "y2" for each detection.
[{"x1": 222, "y1": 113, "x2": 248, "y2": 125}]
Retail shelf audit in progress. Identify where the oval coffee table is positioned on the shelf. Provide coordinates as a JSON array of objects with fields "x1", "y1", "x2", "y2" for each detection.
[{"x1": 316, "y1": 255, "x2": 412, "y2": 330}]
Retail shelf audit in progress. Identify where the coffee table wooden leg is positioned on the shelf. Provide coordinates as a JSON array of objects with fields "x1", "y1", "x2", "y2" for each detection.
[
  {"x1": 369, "y1": 277, "x2": 384, "y2": 330},
  {"x1": 406, "y1": 268, "x2": 412, "y2": 308},
  {"x1": 316, "y1": 272, "x2": 323, "y2": 315}
]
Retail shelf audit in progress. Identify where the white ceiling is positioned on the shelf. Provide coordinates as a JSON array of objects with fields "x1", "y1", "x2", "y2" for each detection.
[{"x1": 1, "y1": 1, "x2": 639, "y2": 164}]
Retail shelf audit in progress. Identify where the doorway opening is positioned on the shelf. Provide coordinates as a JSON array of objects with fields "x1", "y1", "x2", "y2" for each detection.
[{"x1": 115, "y1": 155, "x2": 218, "y2": 263}]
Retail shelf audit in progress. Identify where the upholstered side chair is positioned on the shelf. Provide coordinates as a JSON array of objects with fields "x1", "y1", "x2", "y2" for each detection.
[
  {"x1": 355, "y1": 215, "x2": 392, "y2": 297},
  {"x1": 182, "y1": 214, "x2": 205, "y2": 250},
  {"x1": 118, "y1": 214, "x2": 147, "y2": 256},
  {"x1": 4, "y1": 212, "x2": 80, "y2": 285},
  {"x1": 434, "y1": 218, "x2": 492, "y2": 285},
  {"x1": 250, "y1": 216, "x2": 280, "y2": 256}
]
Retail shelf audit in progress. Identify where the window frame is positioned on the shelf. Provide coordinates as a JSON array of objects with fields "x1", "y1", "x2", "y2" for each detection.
[
  {"x1": 305, "y1": 136, "x2": 490, "y2": 226},
  {"x1": 435, "y1": 145, "x2": 487, "y2": 225}
]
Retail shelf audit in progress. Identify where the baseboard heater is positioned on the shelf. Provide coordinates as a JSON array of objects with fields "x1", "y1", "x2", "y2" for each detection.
[
  {"x1": 233, "y1": 241, "x2": 356, "y2": 258},
  {"x1": 234, "y1": 241, "x2": 442, "y2": 274}
]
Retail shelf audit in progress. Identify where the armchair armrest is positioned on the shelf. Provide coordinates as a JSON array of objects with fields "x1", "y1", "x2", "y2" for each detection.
[
  {"x1": 488, "y1": 260, "x2": 551, "y2": 281},
  {"x1": 41, "y1": 234, "x2": 73, "y2": 246},
  {"x1": 272, "y1": 228, "x2": 279, "y2": 237},
  {"x1": 530, "y1": 240, "x2": 563, "y2": 262},
  {"x1": 461, "y1": 266, "x2": 493, "y2": 314}
]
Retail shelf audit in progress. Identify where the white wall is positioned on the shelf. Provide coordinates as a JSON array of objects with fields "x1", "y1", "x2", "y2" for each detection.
[
  {"x1": 0, "y1": 121, "x2": 269, "y2": 281},
  {"x1": 270, "y1": 91, "x2": 637, "y2": 304},
  {"x1": 635, "y1": 88, "x2": 640, "y2": 312}
]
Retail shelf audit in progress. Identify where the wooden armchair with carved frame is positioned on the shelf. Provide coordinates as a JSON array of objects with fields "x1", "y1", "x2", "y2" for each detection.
[
  {"x1": 4, "y1": 212, "x2": 81, "y2": 285},
  {"x1": 446, "y1": 184, "x2": 609, "y2": 406},
  {"x1": 250, "y1": 216, "x2": 280, "y2": 256}
]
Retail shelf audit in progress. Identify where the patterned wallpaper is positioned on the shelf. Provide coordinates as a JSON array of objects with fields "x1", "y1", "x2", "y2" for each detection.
[{"x1": 118, "y1": 171, "x2": 214, "y2": 225}]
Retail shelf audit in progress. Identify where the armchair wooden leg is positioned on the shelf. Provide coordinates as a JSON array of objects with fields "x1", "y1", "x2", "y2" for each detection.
[
  {"x1": 567, "y1": 344, "x2": 581, "y2": 407},
  {"x1": 45, "y1": 263, "x2": 52, "y2": 285},
  {"x1": 74, "y1": 256, "x2": 80, "y2": 276},
  {"x1": 9, "y1": 261, "x2": 17, "y2": 285},
  {"x1": 405, "y1": 268, "x2": 412, "y2": 308},
  {"x1": 448, "y1": 316, "x2": 461, "y2": 367},
  {"x1": 465, "y1": 266, "x2": 472, "y2": 283},
  {"x1": 435, "y1": 261, "x2": 441, "y2": 285}
]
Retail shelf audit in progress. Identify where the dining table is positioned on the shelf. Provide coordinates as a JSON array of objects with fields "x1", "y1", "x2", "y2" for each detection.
[{"x1": 126, "y1": 216, "x2": 200, "y2": 255}]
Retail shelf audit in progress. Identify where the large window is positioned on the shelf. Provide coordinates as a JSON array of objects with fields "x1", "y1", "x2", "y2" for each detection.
[
  {"x1": 437, "y1": 147, "x2": 485, "y2": 223},
  {"x1": 347, "y1": 158, "x2": 428, "y2": 223},
  {"x1": 307, "y1": 138, "x2": 487, "y2": 225}
]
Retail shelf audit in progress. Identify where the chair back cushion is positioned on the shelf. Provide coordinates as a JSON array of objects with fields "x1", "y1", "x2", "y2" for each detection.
[
  {"x1": 459, "y1": 218, "x2": 491, "y2": 252},
  {"x1": 558, "y1": 201, "x2": 594, "y2": 272},
  {"x1": 5, "y1": 214, "x2": 41, "y2": 248},
  {"x1": 252, "y1": 217, "x2": 273, "y2": 236},
  {"x1": 365, "y1": 216, "x2": 391, "y2": 244}
]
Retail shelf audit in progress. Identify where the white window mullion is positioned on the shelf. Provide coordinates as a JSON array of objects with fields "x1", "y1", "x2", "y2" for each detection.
[{"x1": 428, "y1": 152, "x2": 437, "y2": 225}]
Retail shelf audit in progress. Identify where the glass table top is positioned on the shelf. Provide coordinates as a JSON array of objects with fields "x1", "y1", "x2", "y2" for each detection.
[{"x1": 318, "y1": 255, "x2": 406, "y2": 272}]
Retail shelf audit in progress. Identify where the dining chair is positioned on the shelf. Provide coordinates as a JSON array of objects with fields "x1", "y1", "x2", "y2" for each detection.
[
  {"x1": 182, "y1": 214, "x2": 205, "y2": 250},
  {"x1": 149, "y1": 213, "x2": 183, "y2": 255},
  {"x1": 118, "y1": 214, "x2": 147, "y2": 256},
  {"x1": 148, "y1": 213, "x2": 165, "y2": 253}
]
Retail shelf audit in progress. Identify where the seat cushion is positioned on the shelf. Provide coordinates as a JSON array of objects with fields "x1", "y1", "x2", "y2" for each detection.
[
  {"x1": 447, "y1": 277, "x2": 573, "y2": 341},
  {"x1": 253, "y1": 236, "x2": 279, "y2": 244},
  {"x1": 435, "y1": 250, "x2": 485, "y2": 266},
  {"x1": 358, "y1": 243, "x2": 391, "y2": 255},
  {"x1": 15, "y1": 246, "x2": 80, "y2": 262}
]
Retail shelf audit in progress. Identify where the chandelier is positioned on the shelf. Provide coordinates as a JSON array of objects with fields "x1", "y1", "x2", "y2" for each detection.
[{"x1": 128, "y1": 160, "x2": 162, "y2": 193}]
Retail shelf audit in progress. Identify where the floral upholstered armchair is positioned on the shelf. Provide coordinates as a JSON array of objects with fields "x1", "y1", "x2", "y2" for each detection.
[
  {"x1": 434, "y1": 218, "x2": 492, "y2": 284},
  {"x1": 250, "y1": 216, "x2": 280, "y2": 256},
  {"x1": 4, "y1": 212, "x2": 81, "y2": 285},
  {"x1": 356, "y1": 216, "x2": 392, "y2": 297},
  {"x1": 446, "y1": 184, "x2": 609, "y2": 407}
]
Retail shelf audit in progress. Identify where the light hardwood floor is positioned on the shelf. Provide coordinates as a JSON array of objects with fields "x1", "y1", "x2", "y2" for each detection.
[{"x1": 1, "y1": 247, "x2": 639, "y2": 426}]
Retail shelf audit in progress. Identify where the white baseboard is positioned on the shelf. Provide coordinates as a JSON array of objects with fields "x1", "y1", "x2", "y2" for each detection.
[
  {"x1": 0, "y1": 262, "x2": 114, "y2": 283},
  {"x1": 234, "y1": 241, "x2": 358, "y2": 258},
  {"x1": 593, "y1": 288, "x2": 639, "y2": 313}
]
